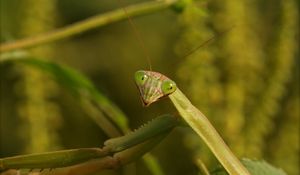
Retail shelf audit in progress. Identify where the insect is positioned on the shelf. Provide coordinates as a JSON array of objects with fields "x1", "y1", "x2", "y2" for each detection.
[
  {"x1": 134, "y1": 70, "x2": 177, "y2": 106},
  {"x1": 133, "y1": 69, "x2": 250, "y2": 175},
  {"x1": 121, "y1": 2, "x2": 251, "y2": 175},
  {"x1": 134, "y1": 72, "x2": 250, "y2": 175}
]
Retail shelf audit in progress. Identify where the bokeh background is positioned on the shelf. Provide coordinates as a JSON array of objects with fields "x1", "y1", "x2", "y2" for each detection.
[{"x1": 0, "y1": 0, "x2": 299, "y2": 174}]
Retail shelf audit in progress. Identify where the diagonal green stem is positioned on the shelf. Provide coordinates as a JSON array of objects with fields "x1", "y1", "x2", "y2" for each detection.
[
  {"x1": 169, "y1": 89, "x2": 251, "y2": 175},
  {"x1": 0, "y1": 148, "x2": 109, "y2": 170},
  {"x1": 0, "y1": 0, "x2": 178, "y2": 53}
]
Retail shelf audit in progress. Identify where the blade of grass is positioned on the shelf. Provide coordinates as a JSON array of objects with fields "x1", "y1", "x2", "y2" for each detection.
[
  {"x1": 17, "y1": 58, "x2": 128, "y2": 137},
  {"x1": 0, "y1": 0, "x2": 179, "y2": 53}
]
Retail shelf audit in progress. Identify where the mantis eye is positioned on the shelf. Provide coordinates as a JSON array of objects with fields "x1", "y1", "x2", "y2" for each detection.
[
  {"x1": 135, "y1": 71, "x2": 148, "y2": 85},
  {"x1": 161, "y1": 80, "x2": 177, "y2": 95}
]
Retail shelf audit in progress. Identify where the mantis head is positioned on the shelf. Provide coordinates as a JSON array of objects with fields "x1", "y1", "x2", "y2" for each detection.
[{"x1": 134, "y1": 70, "x2": 177, "y2": 106}]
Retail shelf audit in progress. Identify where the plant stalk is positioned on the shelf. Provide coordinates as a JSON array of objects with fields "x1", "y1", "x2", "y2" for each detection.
[{"x1": 0, "y1": 0, "x2": 178, "y2": 53}]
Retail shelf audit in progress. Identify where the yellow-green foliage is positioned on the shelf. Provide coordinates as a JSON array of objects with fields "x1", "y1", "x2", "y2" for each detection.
[
  {"x1": 176, "y1": 0, "x2": 298, "y2": 174},
  {"x1": 16, "y1": 0, "x2": 62, "y2": 153}
]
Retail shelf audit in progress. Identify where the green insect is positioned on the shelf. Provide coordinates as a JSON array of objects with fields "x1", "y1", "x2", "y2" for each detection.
[
  {"x1": 133, "y1": 70, "x2": 250, "y2": 175},
  {"x1": 128, "y1": 21, "x2": 248, "y2": 174},
  {"x1": 126, "y1": 6, "x2": 250, "y2": 171},
  {"x1": 134, "y1": 70, "x2": 177, "y2": 106}
]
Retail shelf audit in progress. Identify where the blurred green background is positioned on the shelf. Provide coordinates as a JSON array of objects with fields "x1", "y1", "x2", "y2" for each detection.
[{"x1": 0, "y1": 0, "x2": 299, "y2": 174}]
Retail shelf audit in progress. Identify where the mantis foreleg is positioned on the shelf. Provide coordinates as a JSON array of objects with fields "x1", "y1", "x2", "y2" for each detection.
[{"x1": 0, "y1": 114, "x2": 177, "y2": 173}]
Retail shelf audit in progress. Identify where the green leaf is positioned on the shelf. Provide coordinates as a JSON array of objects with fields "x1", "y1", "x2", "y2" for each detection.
[
  {"x1": 16, "y1": 58, "x2": 129, "y2": 136},
  {"x1": 211, "y1": 159, "x2": 287, "y2": 175}
]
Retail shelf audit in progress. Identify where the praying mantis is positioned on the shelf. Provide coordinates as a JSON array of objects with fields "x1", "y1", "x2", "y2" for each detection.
[
  {"x1": 133, "y1": 70, "x2": 251, "y2": 175},
  {"x1": 122, "y1": 0, "x2": 251, "y2": 173},
  {"x1": 0, "y1": 1, "x2": 252, "y2": 175}
]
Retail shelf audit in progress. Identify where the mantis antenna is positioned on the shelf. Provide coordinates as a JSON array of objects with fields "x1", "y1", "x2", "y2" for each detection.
[
  {"x1": 116, "y1": 0, "x2": 152, "y2": 71},
  {"x1": 182, "y1": 24, "x2": 236, "y2": 59},
  {"x1": 117, "y1": 0, "x2": 234, "y2": 67}
]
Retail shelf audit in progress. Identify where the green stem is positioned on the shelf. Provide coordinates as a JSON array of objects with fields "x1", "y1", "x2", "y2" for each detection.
[
  {"x1": 0, "y1": 148, "x2": 109, "y2": 170},
  {"x1": 169, "y1": 89, "x2": 250, "y2": 175},
  {"x1": 0, "y1": 0, "x2": 178, "y2": 53}
]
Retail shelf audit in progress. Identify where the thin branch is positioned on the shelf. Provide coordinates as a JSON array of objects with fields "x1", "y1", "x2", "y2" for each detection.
[{"x1": 0, "y1": 0, "x2": 178, "y2": 53}]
